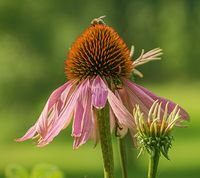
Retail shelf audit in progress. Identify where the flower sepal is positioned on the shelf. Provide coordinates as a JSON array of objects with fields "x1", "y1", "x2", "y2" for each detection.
[{"x1": 137, "y1": 133, "x2": 173, "y2": 160}]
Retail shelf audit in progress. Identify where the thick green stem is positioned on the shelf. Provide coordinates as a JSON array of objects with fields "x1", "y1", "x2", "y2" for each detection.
[
  {"x1": 118, "y1": 137, "x2": 128, "y2": 178},
  {"x1": 97, "y1": 106, "x2": 114, "y2": 178},
  {"x1": 148, "y1": 149, "x2": 160, "y2": 178}
]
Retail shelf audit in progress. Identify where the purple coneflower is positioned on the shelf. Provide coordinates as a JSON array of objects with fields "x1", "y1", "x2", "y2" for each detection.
[{"x1": 17, "y1": 17, "x2": 188, "y2": 149}]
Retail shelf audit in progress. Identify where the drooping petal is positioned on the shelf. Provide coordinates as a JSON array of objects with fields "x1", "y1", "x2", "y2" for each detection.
[
  {"x1": 16, "y1": 81, "x2": 75, "y2": 142},
  {"x1": 73, "y1": 80, "x2": 93, "y2": 149},
  {"x1": 123, "y1": 79, "x2": 189, "y2": 120},
  {"x1": 109, "y1": 107, "x2": 116, "y2": 133},
  {"x1": 114, "y1": 90, "x2": 129, "y2": 137},
  {"x1": 37, "y1": 80, "x2": 76, "y2": 138},
  {"x1": 91, "y1": 75, "x2": 108, "y2": 109},
  {"x1": 107, "y1": 88, "x2": 134, "y2": 129},
  {"x1": 122, "y1": 79, "x2": 154, "y2": 117},
  {"x1": 90, "y1": 110, "x2": 99, "y2": 146},
  {"x1": 38, "y1": 81, "x2": 82, "y2": 146},
  {"x1": 16, "y1": 125, "x2": 37, "y2": 142},
  {"x1": 48, "y1": 80, "x2": 76, "y2": 110},
  {"x1": 72, "y1": 99, "x2": 84, "y2": 137},
  {"x1": 136, "y1": 84, "x2": 189, "y2": 119},
  {"x1": 117, "y1": 87, "x2": 133, "y2": 113}
]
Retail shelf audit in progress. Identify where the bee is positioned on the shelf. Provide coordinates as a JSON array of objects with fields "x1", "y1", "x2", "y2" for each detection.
[{"x1": 91, "y1": 15, "x2": 106, "y2": 25}]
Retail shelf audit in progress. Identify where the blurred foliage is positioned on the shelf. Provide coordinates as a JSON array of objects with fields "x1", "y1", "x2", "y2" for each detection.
[
  {"x1": 5, "y1": 164, "x2": 29, "y2": 178},
  {"x1": 5, "y1": 164, "x2": 64, "y2": 178},
  {"x1": 0, "y1": 0, "x2": 199, "y2": 178},
  {"x1": 30, "y1": 164, "x2": 63, "y2": 178},
  {"x1": 0, "y1": 0, "x2": 200, "y2": 112}
]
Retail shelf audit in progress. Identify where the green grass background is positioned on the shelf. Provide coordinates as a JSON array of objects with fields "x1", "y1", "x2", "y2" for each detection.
[
  {"x1": 0, "y1": 0, "x2": 200, "y2": 177},
  {"x1": 1, "y1": 82, "x2": 199, "y2": 178}
]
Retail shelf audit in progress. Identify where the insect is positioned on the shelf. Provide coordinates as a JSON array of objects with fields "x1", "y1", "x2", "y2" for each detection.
[{"x1": 91, "y1": 15, "x2": 106, "y2": 25}]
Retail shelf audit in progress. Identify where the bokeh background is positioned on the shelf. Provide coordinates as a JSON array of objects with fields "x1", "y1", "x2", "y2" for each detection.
[{"x1": 0, "y1": 0, "x2": 199, "y2": 177}]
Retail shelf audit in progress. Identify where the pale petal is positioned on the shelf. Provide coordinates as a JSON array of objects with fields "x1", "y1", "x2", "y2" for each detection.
[
  {"x1": 73, "y1": 80, "x2": 93, "y2": 149},
  {"x1": 117, "y1": 88, "x2": 133, "y2": 113},
  {"x1": 90, "y1": 110, "x2": 99, "y2": 146},
  {"x1": 123, "y1": 79, "x2": 189, "y2": 120},
  {"x1": 122, "y1": 79, "x2": 154, "y2": 117},
  {"x1": 16, "y1": 125, "x2": 37, "y2": 142},
  {"x1": 36, "y1": 103, "x2": 49, "y2": 138},
  {"x1": 107, "y1": 88, "x2": 134, "y2": 129},
  {"x1": 137, "y1": 84, "x2": 189, "y2": 119},
  {"x1": 38, "y1": 81, "x2": 82, "y2": 146},
  {"x1": 91, "y1": 75, "x2": 108, "y2": 109},
  {"x1": 72, "y1": 99, "x2": 84, "y2": 137},
  {"x1": 48, "y1": 81, "x2": 75, "y2": 110},
  {"x1": 37, "y1": 81, "x2": 75, "y2": 138},
  {"x1": 109, "y1": 107, "x2": 116, "y2": 133},
  {"x1": 16, "y1": 81, "x2": 75, "y2": 142}
]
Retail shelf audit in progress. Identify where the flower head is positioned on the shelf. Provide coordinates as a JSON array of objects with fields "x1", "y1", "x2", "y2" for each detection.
[
  {"x1": 16, "y1": 16, "x2": 189, "y2": 149},
  {"x1": 65, "y1": 20, "x2": 133, "y2": 80},
  {"x1": 16, "y1": 17, "x2": 135, "y2": 149},
  {"x1": 134, "y1": 101, "x2": 184, "y2": 159}
]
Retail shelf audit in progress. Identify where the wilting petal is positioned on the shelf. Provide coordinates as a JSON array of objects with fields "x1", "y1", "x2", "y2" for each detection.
[
  {"x1": 92, "y1": 76, "x2": 108, "y2": 109},
  {"x1": 48, "y1": 81, "x2": 75, "y2": 110},
  {"x1": 117, "y1": 87, "x2": 133, "y2": 113},
  {"x1": 107, "y1": 88, "x2": 134, "y2": 129},
  {"x1": 135, "y1": 84, "x2": 189, "y2": 119},
  {"x1": 72, "y1": 99, "x2": 84, "y2": 137},
  {"x1": 16, "y1": 125, "x2": 37, "y2": 142},
  {"x1": 37, "y1": 81, "x2": 75, "y2": 138},
  {"x1": 109, "y1": 107, "x2": 116, "y2": 133},
  {"x1": 123, "y1": 79, "x2": 189, "y2": 120},
  {"x1": 16, "y1": 81, "x2": 75, "y2": 142},
  {"x1": 91, "y1": 75, "x2": 108, "y2": 109},
  {"x1": 122, "y1": 80, "x2": 154, "y2": 117},
  {"x1": 73, "y1": 80, "x2": 93, "y2": 149},
  {"x1": 37, "y1": 81, "x2": 83, "y2": 146},
  {"x1": 90, "y1": 110, "x2": 99, "y2": 146}
]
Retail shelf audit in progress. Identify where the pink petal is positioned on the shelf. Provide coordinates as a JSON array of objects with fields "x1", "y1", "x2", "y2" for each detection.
[
  {"x1": 91, "y1": 75, "x2": 108, "y2": 109},
  {"x1": 15, "y1": 125, "x2": 37, "y2": 142},
  {"x1": 48, "y1": 80, "x2": 76, "y2": 110},
  {"x1": 37, "y1": 81, "x2": 75, "y2": 138},
  {"x1": 114, "y1": 90, "x2": 130, "y2": 137},
  {"x1": 136, "y1": 84, "x2": 189, "y2": 119},
  {"x1": 38, "y1": 80, "x2": 86, "y2": 146},
  {"x1": 123, "y1": 79, "x2": 189, "y2": 120},
  {"x1": 109, "y1": 107, "x2": 116, "y2": 133},
  {"x1": 122, "y1": 80, "x2": 154, "y2": 117},
  {"x1": 72, "y1": 99, "x2": 84, "y2": 137},
  {"x1": 73, "y1": 80, "x2": 93, "y2": 149},
  {"x1": 117, "y1": 88, "x2": 133, "y2": 113},
  {"x1": 90, "y1": 110, "x2": 99, "y2": 145},
  {"x1": 36, "y1": 101, "x2": 54, "y2": 138},
  {"x1": 107, "y1": 88, "x2": 134, "y2": 129},
  {"x1": 16, "y1": 81, "x2": 76, "y2": 143}
]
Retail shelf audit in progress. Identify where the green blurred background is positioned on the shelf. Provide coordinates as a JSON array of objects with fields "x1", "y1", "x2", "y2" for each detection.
[{"x1": 0, "y1": 0, "x2": 199, "y2": 177}]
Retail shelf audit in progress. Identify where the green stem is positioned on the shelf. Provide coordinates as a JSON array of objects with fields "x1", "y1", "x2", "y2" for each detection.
[
  {"x1": 118, "y1": 137, "x2": 128, "y2": 178},
  {"x1": 97, "y1": 106, "x2": 114, "y2": 178},
  {"x1": 148, "y1": 149, "x2": 160, "y2": 178}
]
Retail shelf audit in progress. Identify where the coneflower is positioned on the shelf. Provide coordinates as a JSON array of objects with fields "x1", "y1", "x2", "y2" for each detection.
[
  {"x1": 16, "y1": 16, "x2": 189, "y2": 178},
  {"x1": 16, "y1": 17, "x2": 135, "y2": 148}
]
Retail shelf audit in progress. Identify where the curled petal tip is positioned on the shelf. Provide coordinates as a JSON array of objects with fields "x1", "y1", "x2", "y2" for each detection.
[
  {"x1": 179, "y1": 109, "x2": 190, "y2": 120},
  {"x1": 15, "y1": 138, "x2": 23, "y2": 142}
]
